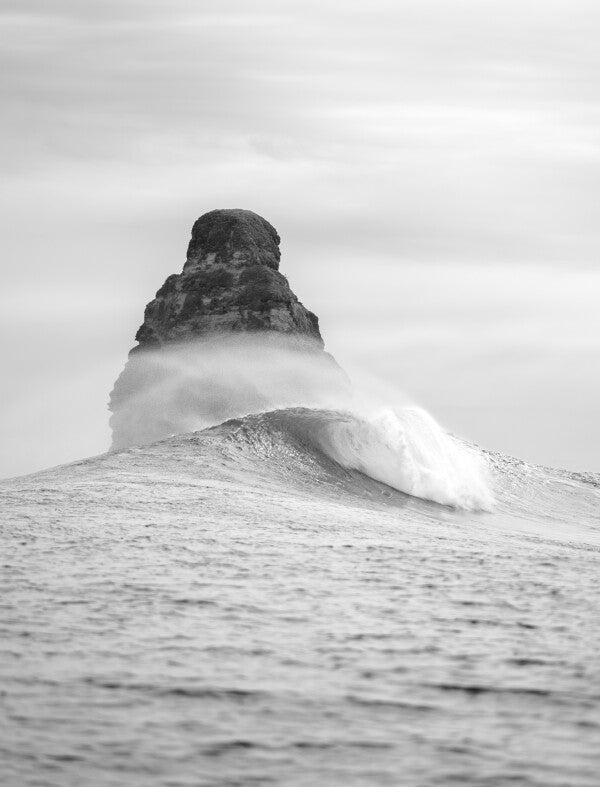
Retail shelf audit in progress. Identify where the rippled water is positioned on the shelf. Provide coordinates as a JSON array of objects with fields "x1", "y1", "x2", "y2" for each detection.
[{"x1": 2, "y1": 410, "x2": 600, "y2": 786}]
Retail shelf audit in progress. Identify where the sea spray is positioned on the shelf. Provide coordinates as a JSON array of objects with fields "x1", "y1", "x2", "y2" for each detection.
[{"x1": 109, "y1": 334, "x2": 348, "y2": 450}]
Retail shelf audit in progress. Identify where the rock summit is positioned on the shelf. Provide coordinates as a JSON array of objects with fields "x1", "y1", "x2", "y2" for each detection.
[{"x1": 132, "y1": 209, "x2": 323, "y2": 349}]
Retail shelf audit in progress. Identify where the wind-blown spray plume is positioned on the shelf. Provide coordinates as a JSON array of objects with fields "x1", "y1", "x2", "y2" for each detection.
[{"x1": 109, "y1": 334, "x2": 348, "y2": 448}]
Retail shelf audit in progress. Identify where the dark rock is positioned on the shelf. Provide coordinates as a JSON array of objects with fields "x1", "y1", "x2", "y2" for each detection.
[{"x1": 131, "y1": 209, "x2": 323, "y2": 349}]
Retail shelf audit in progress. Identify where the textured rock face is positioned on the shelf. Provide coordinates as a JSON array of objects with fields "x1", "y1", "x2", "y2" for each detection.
[{"x1": 133, "y1": 209, "x2": 323, "y2": 349}]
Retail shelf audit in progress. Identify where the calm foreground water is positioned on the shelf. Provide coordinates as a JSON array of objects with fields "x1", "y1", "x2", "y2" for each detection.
[{"x1": 2, "y1": 409, "x2": 600, "y2": 786}]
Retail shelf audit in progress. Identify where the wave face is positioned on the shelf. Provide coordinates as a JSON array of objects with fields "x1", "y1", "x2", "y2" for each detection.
[
  {"x1": 214, "y1": 406, "x2": 495, "y2": 511},
  {"x1": 305, "y1": 407, "x2": 494, "y2": 511},
  {"x1": 179, "y1": 407, "x2": 599, "y2": 538}
]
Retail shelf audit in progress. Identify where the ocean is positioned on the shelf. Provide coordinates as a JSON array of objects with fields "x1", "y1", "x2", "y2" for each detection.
[{"x1": 2, "y1": 397, "x2": 600, "y2": 786}]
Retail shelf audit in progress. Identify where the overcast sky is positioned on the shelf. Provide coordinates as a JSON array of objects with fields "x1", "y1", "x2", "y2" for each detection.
[{"x1": 1, "y1": 0, "x2": 599, "y2": 477}]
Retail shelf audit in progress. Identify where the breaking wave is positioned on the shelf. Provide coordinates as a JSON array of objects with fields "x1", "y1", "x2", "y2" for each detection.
[
  {"x1": 169, "y1": 406, "x2": 600, "y2": 536},
  {"x1": 109, "y1": 335, "x2": 494, "y2": 510},
  {"x1": 262, "y1": 406, "x2": 494, "y2": 511}
]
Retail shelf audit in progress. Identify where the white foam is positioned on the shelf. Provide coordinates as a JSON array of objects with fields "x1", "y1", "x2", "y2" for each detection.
[{"x1": 316, "y1": 406, "x2": 495, "y2": 511}]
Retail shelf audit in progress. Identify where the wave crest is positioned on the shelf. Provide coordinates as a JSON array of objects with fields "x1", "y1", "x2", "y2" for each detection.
[
  {"x1": 311, "y1": 407, "x2": 494, "y2": 511},
  {"x1": 218, "y1": 407, "x2": 494, "y2": 511}
]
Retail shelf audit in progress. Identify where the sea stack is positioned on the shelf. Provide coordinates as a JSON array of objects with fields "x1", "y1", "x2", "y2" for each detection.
[
  {"x1": 132, "y1": 209, "x2": 323, "y2": 349},
  {"x1": 109, "y1": 209, "x2": 341, "y2": 449}
]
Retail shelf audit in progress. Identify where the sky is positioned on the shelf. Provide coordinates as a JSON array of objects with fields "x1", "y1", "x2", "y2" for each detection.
[{"x1": 1, "y1": 0, "x2": 599, "y2": 477}]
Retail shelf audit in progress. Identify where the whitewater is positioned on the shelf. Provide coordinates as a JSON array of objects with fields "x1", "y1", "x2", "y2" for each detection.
[{"x1": 2, "y1": 337, "x2": 600, "y2": 787}]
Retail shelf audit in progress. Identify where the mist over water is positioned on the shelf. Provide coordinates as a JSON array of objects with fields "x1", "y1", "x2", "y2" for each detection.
[
  {"x1": 109, "y1": 334, "x2": 348, "y2": 448},
  {"x1": 109, "y1": 334, "x2": 493, "y2": 509}
]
